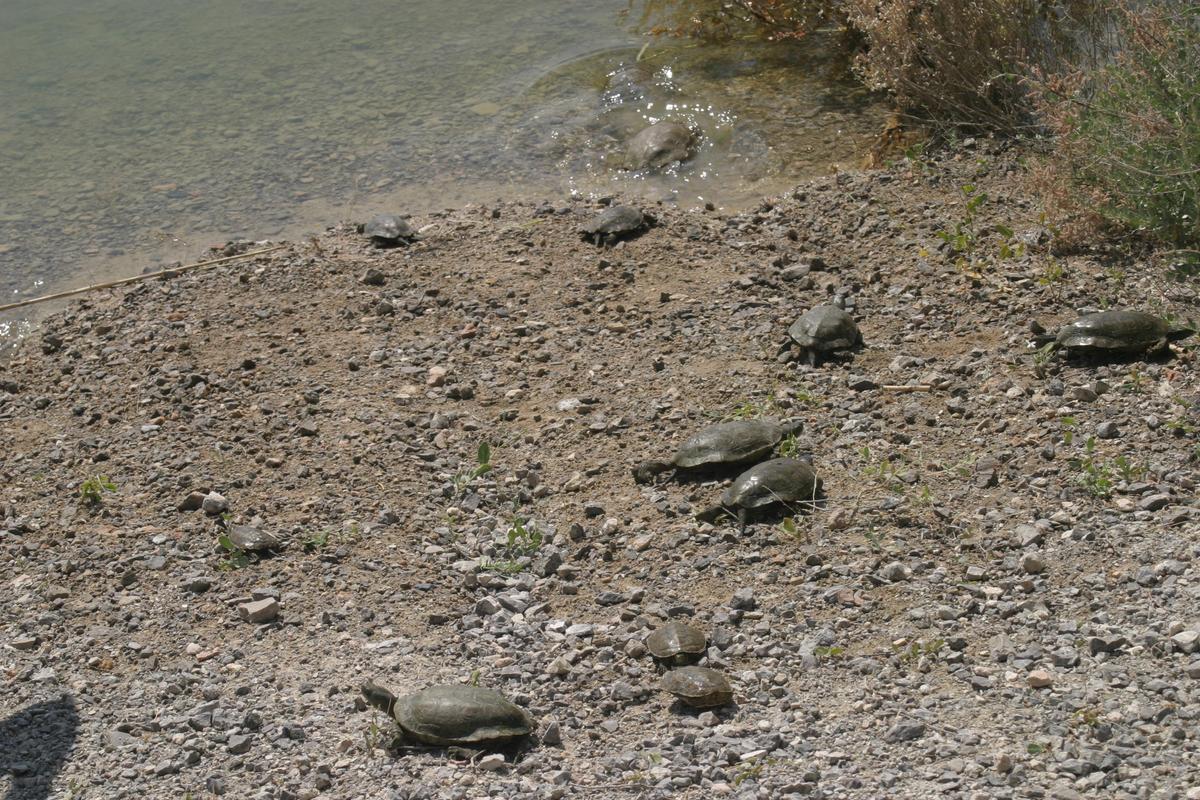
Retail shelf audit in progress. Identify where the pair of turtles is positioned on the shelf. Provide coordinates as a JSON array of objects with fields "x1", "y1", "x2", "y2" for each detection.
[
  {"x1": 1034, "y1": 309, "x2": 1193, "y2": 360},
  {"x1": 633, "y1": 417, "x2": 823, "y2": 531},
  {"x1": 361, "y1": 681, "x2": 534, "y2": 747},
  {"x1": 646, "y1": 621, "x2": 733, "y2": 708}
]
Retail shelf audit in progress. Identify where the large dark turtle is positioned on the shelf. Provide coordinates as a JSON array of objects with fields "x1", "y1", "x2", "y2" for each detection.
[
  {"x1": 788, "y1": 305, "x2": 863, "y2": 366},
  {"x1": 1034, "y1": 309, "x2": 1194, "y2": 359},
  {"x1": 633, "y1": 418, "x2": 804, "y2": 484},
  {"x1": 645, "y1": 622, "x2": 707, "y2": 666},
  {"x1": 661, "y1": 666, "x2": 733, "y2": 708},
  {"x1": 696, "y1": 458, "x2": 822, "y2": 532},
  {"x1": 580, "y1": 205, "x2": 649, "y2": 247},
  {"x1": 627, "y1": 121, "x2": 692, "y2": 170},
  {"x1": 361, "y1": 681, "x2": 534, "y2": 746},
  {"x1": 363, "y1": 214, "x2": 417, "y2": 248}
]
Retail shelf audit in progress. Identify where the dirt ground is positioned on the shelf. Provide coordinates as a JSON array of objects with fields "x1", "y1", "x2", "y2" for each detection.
[{"x1": 2, "y1": 142, "x2": 1199, "y2": 800}]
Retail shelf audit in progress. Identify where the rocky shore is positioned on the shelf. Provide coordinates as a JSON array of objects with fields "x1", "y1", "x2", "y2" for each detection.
[{"x1": 2, "y1": 143, "x2": 1199, "y2": 800}]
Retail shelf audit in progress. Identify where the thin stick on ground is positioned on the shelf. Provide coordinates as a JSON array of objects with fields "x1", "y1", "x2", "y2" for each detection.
[{"x1": 0, "y1": 245, "x2": 288, "y2": 313}]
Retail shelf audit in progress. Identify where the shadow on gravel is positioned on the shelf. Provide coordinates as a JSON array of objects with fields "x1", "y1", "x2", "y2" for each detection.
[{"x1": 0, "y1": 695, "x2": 78, "y2": 800}]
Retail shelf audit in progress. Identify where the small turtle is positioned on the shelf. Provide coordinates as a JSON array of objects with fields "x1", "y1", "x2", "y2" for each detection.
[
  {"x1": 362, "y1": 214, "x2": 417, "y2": 248},
  {"x1": 696, "y1": 458, "x2": 822, "y2": 532},
  {"x1": 224, "y1": 524, "x2": 281, "y2": 554},
  {"x1": 645, "y1": 622, "x2": 707, "y2": 666},
  {"x1": 627, "y1": 121, "x2": 692, "y2": 170},
  {"x1": 633, "y1": 418, "x2": 804, "y2": 484},
  {"x1": 661, "y1": 666, "x2": 733, "y2": 708},
  {"x1": 788, "y1": 305, "x2": 863, "y2": 366},
  {"x1": 1034, "y1": 309, "x2": 1194, "y2": 360},
  {"x1": 580, "y1": 205, "x2": 649, "y2": 247},
  {"x1": 361, "y1": 681, "x2": 534, "y2": 746}
]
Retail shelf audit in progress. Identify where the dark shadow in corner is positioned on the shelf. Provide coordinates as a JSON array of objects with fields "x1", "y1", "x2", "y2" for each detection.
[{"x1": 0, "y1": 696, "x2": 78, "y2": 800}]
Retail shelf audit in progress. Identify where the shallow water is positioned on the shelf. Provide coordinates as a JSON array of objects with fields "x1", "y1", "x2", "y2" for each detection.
[{"x1": 0, "y1": 0, "x2": 887, "y2": 339}]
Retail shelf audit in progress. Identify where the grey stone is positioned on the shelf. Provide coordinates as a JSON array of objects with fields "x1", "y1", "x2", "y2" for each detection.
[{"x1": 238, "y1": 598, "x2": 279, "y2": 623}]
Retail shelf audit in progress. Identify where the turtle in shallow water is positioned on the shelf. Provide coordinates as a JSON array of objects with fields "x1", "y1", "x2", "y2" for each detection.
[
  {"x1": 627, "y1": 120, "x2": 693, "y2": 170},
  {"x1": 361, "y1": 681, "x2": 534, "y2": 746},
  {"x1": 632, "y1": 418, "x2": 804, "y2": 484},
  {"x1": 580, "y1": 205, "x2": 649, "y2": 247},
  {"x1": 362, "y1": 214, "x2": 417, "y2": 248},
  {"x1": 1033, "y1": 309, "x2": 1194, "y2": 360},
  {"x1": 696, "y1": 457, "x2": 822, "y2": 532},
  {"x1": 661, "y1": 666, "x2": 733, "y2": 708},
  {"x1": 788, "y1": 305, "x2": 863, "y2": 366},
  {"x1": 645, "y1": 622, "x2": 707, "y2": 667}
]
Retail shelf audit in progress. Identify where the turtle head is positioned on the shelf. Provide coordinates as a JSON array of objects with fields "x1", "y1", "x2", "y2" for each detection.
[
  {"x1": 632, "y1": 460, "x2": 671, "y2": 484},
  {"x1": 1167, "y1": 319, "x2": 1197, "y2": 342},
  {"x1": 779, "y1": 419, "x2": 805, "y2": 437},
  {"x1": 361, "y1": 680, "x2": 397, "y2": 716}
]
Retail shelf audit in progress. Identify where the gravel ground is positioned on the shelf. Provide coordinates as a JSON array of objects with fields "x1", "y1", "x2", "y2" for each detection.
[{"x1": 2, "y1": 142, "x2": 1199, "y2": 800}]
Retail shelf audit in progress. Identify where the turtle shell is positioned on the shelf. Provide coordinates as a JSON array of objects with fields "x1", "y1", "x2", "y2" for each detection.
[
  {"x1": 673, "y1": 418, "x2": 797, "y2": 470},
  {"x1": 721, "y1": 458, "x2": 821, "y2": 511},
  {"x1": 627, "y1": 121, "x2": 692, "y2": 170},
  {"x1": 645, "y1": 622, "x2": 707, "y2": 665},
  {"x1": 392, "y1": 685, "x2": 534, "y2": 746},
  {"x1": 581, "y1": 205, "x2": 646, "y2": 236},
  {"x1": 364, "y1": 214, "x2": 416, "y2": 243},
  {"x1": 661, "y1": 666, "x2": 733, "y2": 708},
  {"x1": 788, "y1": 305, "x2": 861, "y2": 353},
  {"x1": 1054, "y1": 310, "x2": 1171, "y2": 353}
]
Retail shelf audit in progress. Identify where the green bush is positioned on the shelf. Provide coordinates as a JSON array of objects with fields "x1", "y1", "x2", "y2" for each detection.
[{"x1": 1043, "y1": 3, "x2": 1200, "y2": 249}]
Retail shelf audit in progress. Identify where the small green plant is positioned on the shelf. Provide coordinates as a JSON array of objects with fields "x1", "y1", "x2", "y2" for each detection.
[
  {"x1": 863, "y1": 529, "x2": 883, "y2": 553},
  {"x1": 302, "y1": 529, "x2": 330, "y2": 552},
  {"x1": 79, "y1": 474, "x2": 116, "y2": 506},
  {"x1": 217, "y1": 534, "x2": 253, "y2": 570},
  {"x1": 469, "y1": 669, "x2": 481, "y2": 687},
  {"x1": 724, "y1": 397, "x2": 782, "y2": 421},
  {"x1": 778, "y1": 433, "x2": 803, "y2": 458},
  {"x1": 1038, "y1": 260, "x2": 1066, "y2": 285},
  {"x1": 1074, "y1": 707, "x2": 1102, "y2": 728},
  {"x1": 481, "y1": 558, "x2": 523, "y2": 575},
  {"x1": 935, "y1": 184, "x2": 987, "y2": 262},
  {"x1": 1027, "y1": 741, "x2": 1047, "y2": 755},
  {"x1": 1060, "y1": 416, "x2": 1077, "y2": 446},
  {"x1": 778, "y1": 516, "x2": 804, "y2": 541},
  {"x1": 895, "y1": 638, "x2": 945, "y2": 663},
  {"x1": 505, "y1": 514, "x2": 542, "y2": 556},
  {"x1": 364, "y1": 715, "x2": 383, "y2": 753},
  {"x1": 453, "y1": 441, "x2": 494, "y2": 494},
  {"x1": 1071, "y1": 436, "x2": 1114, "y2": 497},
  {"x1": 813, "y1": 645, "x2": 846, "y2": 661}
]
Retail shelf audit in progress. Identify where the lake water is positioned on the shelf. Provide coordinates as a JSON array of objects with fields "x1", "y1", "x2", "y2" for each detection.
[{"x1": 0, "y1": 0, "x2": 887, "y2": 339}]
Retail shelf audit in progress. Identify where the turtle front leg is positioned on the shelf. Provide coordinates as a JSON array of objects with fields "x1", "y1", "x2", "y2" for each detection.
[
  {"x1": 736, "y1": 507, "x2": 749, "y2": 534},
  {"x1": 806, "y1": 349, "x2": 818, "y2": 368}
]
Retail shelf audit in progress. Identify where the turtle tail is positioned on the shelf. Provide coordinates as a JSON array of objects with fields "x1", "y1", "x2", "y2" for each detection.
[{"x1": 361, "y1": 680, "x2": 397, "y2": 716}]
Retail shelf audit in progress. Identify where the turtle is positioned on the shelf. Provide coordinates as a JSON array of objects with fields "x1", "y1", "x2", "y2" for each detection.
[
  {"x1": 788, "y1": 305, "x2": 863, "y2": 366},
  {"x1": 696, "y1": 457, "x2": 822, "y2": 532},
  {"x1": 627, "y1": 120, "x2": 692, "y2": 170},
  {"x1": 633, "y1": 418, "x2": 804, "y2": 484},
  {"x1": 361, "y1": 681, "x2": 534, "y2": 746},
  {"x1": 661, "y1": 666, "x2": 733, "y2": 708},
  {"x1": 645, "y1": 622, "x2": 707, "y2": 667},
  {"x1": 362, "y1": 214, "x2": 417, "y2": 248},
  {"x1": 1033, "y1": 309, "x2": 1194, "y2": 360},
  {"x1": 580, "y1": 205, "x2": 649, "y2": 247}
]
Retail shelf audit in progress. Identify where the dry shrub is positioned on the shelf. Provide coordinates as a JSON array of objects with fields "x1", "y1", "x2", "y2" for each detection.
[
  {"x1": 843, "y1": 0, "x2": 1095, "y2": 132},
  {"x1": 627, "y1": 0, "x2": 834, "y2": 41}
]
